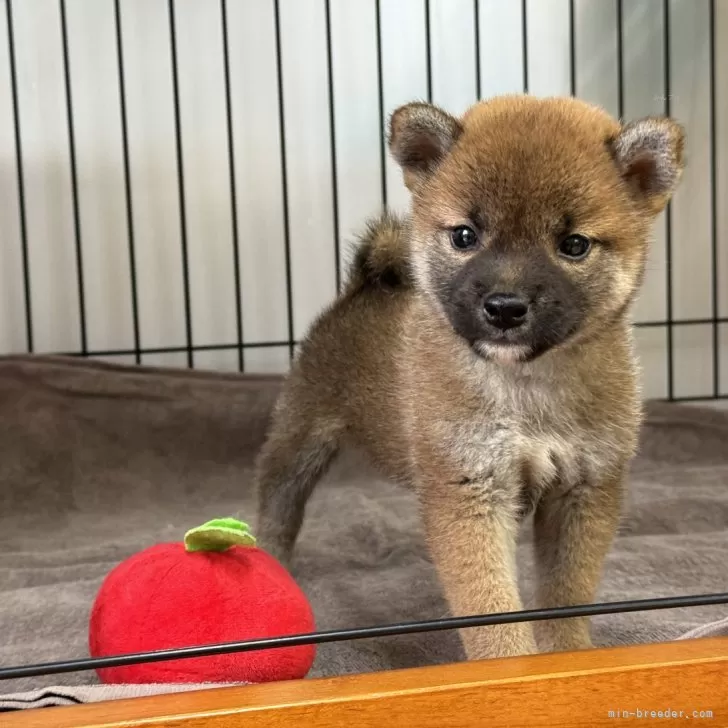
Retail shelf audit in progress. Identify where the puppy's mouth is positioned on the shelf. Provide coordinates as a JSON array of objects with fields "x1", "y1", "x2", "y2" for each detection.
[
  {"x1": 470, "y1": 324, "x2": 539, "y2": 364},
  {"x1": 472, "y1": 340, "x2": 534, "y2": 364},
  {"x1": 470, "y1": 319, "x2": 583, "y2": 364}
]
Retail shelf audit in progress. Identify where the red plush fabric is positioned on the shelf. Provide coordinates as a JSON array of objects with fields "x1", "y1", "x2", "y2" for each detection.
[{"x1": 89, "y1": 544, "x2": 316, "y2": 684}]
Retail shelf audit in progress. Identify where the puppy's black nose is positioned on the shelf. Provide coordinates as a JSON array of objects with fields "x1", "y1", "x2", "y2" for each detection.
[{"x1": 483, "y1": 293, "x2": 529, "y2": 329}]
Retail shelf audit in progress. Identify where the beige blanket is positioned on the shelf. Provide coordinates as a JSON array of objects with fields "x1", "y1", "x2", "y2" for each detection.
[{"x1": 0, "y1": 356, "x2": 726, "y2": 709}]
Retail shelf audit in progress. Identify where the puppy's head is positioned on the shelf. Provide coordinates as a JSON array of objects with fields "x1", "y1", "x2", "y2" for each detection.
[{"x1": 389, "y1": 95, "x2": 685, "y2": 363}]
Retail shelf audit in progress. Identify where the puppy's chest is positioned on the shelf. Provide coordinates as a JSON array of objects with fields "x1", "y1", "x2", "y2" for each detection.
[
  {"x1": 426, "y1": 393, "x2": 611, "y2": 498},
  {"x1": 499, "y1": 420, "x2": 585, "y2": 495},
  {"x1": 454, "y1": 417, "x2": 587, "y2": 487}
]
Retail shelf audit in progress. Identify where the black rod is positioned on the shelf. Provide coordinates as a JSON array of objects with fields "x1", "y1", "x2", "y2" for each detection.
[
  {"x1": 474, "y1": 0, "x2": 481, "y2": 100},
  {"x1": 375, "y1": 0, "x2": 387, "y2": 208},
  {"x1": 709, "y1": 0, "x2": 719, "y2": 397},
  {"x1": 324, "y1": 0, "x2": 341, "y2": 293},
  {"x1": 168, "y1": 0, "x2": 194, "y2": 369},
  {"x1": 1, "y1": 592, "x2": 726, "y2": 681},
  {"x1": 616, "y1": 0, "x2": 624, "y2": 120},
  {"x1": 635, "y1": 316, "x2": 728, "y2": 328},
  {"x1": 521, "y1": 0, "x2": 528, "y2": 93},
  {"x1": 663, "y1": 0, "x2": 674, "y2": 400},
  {"x1": 220, "y1": 0, "x2": 245, "y2": 372},
  {"x1": 59, "y1": 0, "x2": 87, "y2": 356},
  {"x1": 5, "y1": 0, "x2": 33, "y2": 352},
  {"x1": 669, "y1": 393, "x2": 728, "y2": 403},
  {"x1": 569, "y1": 0, "x2": 576, "y2": 96},
  {"x1": 272, "y1": 0, "x2": 295, "y2": 362},
  {"x1": 61, "y1": 340, "x2": 295, "y2": 358},
  {"x1": 424, "y1": 0, "x2": 432, "y2": 103},
  {"x1": 114, "y1": 0, "x2": 141, "y2": 365}
]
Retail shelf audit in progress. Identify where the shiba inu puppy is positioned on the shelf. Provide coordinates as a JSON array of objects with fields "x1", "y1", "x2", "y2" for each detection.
[{"x1": 255, "y1": 95, "x2": 685, "y2": 660}]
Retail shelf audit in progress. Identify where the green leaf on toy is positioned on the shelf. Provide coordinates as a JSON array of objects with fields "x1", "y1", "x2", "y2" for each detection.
[{"x1": 184, "y1": 518, "x2": 257, "y2": 553}]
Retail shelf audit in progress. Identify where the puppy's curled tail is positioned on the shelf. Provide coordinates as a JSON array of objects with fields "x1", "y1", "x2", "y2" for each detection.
[{"x1": 344, "y1": 212, "x2": 412, "y2": 293}]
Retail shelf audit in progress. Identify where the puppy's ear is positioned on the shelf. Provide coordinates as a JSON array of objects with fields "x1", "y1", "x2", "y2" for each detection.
[
  {"x1": 388, "y1": 102, "x2": 463, "y2": 191},
  {"x1": 611, "y1": 117, "x2": 686, "y2": 214}
]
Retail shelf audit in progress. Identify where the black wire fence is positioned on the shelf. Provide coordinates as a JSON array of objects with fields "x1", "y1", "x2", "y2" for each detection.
[{"x1": 0, "y1": 0, "x2": 725, "y2": 399}]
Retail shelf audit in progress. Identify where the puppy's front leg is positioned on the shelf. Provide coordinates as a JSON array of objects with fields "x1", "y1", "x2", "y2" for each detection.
[
  {"x1": 533, "y1": 473, "x2": 624, "y2": 653},
  {"x1": 421, "y1": 483, "x2": 537, "y2": 660}
]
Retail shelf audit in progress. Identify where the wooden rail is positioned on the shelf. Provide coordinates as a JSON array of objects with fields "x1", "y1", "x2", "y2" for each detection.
[{"x1": 6, "y1": 637, "x2": 727, "y2": 727}]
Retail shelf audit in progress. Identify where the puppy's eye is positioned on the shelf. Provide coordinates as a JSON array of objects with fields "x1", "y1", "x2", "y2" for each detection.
[
  {"x1": 450, "y1": 226, "x2": 478, "y2": 251},
  {"x1": 558, "y1": 234, "x2": 592, "y2": 260}
]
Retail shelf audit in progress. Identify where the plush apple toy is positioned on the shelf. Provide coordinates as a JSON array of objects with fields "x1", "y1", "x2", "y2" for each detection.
[{"x1": 89, "y1": 518, "x2": 316, "y2": 684}]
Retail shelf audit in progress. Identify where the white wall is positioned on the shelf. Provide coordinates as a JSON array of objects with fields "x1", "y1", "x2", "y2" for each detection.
[{"x1": 0, "y1": 0, "x2": 725, "y2": 398}]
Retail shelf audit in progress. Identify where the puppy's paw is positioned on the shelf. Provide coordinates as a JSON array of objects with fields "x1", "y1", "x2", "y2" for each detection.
[
  {"x1": 535, "y1": 619, "x2": 594, "y2": 653},
  {"x1": 460, "y1": 624, "x2": 539, "y2": 661}
]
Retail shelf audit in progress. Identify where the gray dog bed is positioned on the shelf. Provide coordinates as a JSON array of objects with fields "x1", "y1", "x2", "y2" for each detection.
[{"x1": 0, "y1": 355, "x2": 726, "y2": 709}]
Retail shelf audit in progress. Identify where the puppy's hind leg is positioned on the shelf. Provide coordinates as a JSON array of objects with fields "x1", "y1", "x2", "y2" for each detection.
[{"x1": 255, "y1": 395, "x2": 343, "y2": 566}]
